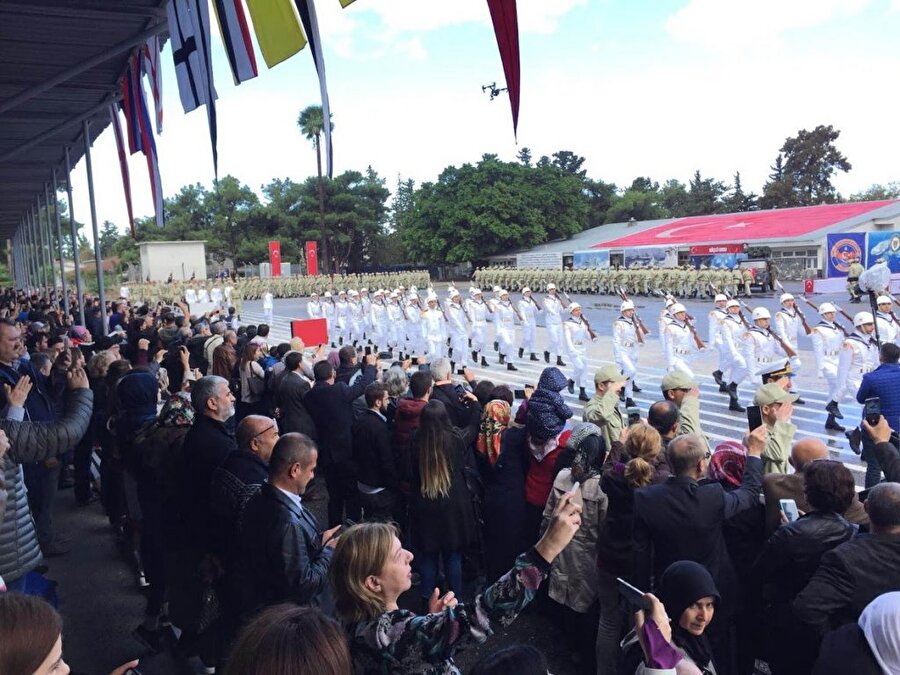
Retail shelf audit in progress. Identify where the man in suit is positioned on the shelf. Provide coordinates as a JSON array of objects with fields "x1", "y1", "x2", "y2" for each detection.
[
  {"x1": 303, "y1": 355, "x2": 376, "y2": 526},
  {"x1": 762, "y1": 437, "x2": 869, "y2": 536},
  {"x1": 793, "y1": 481, "x2": 900, "y2": 635},
  {"x1": 276, "y1": 351, "x2": 317, "y2": 439},
  {"x1": 352, "y1": 382, "x2": 400, "y2": 522},
  {"x1": 237, "y1": 433, "x2": 340, "y2": 615}
]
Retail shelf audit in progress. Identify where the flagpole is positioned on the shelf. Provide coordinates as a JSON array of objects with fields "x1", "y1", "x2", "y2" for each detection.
[
  {"x1": 83, "y1": 119, "x2": 108, "y2": 335},
  {"x1": 52, "y1": 168, "x2": 70, "y2": 304},
  {"x1": 65, "y1": 145, "x2": 86, "y2": 326},
  {"x1": 43, "y1": 183, "x2": 57, "y2": 288}
]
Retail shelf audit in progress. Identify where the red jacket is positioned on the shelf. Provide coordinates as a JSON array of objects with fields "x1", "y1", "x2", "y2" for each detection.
[
  {"x1": 525, "y1": 429, "x2": 571, "y2": 507},
  {"x1": 393, "y1": 398, "x2": 428, "y2": 453}
]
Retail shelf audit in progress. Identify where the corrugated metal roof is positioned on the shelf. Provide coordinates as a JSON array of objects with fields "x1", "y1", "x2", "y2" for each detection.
[{"x1": 0, "y1": 0, "x2": 168, "y2": 240}]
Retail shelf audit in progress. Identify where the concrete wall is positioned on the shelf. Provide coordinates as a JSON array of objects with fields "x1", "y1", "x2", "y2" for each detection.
[{"x1": 139, "y1": 241, "x2": 207, "y2": 281}]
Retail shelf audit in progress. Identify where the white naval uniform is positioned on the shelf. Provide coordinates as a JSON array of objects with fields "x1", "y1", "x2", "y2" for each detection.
[
  {"x1": 306, "y1": 300, "x2": 324, "y2": 321},
  {"x1": 774, "y1": 308, "x2": 804, "y2": 375},
  {"x1": 387, "y1": 301, "x2": 405, "y2": 351},
  {"x1": 447, "y1": 303, "x2": 470, "y2": 367},
  {"x1": 876, "y1": 311, "x2": 899, "y2": 345},
  {"x1": 659, "y1": 310, "x2": 674, "y2": 357},
  {"x1": 361, "y1": 296, "x2": 372, "y2": 338},
  {"x1": 664, "y1": 320, "x2": 701, "y2": 377},
  {"x1": 518, "y1": 297, "x2": 539, "y2": 355},
  {"x1": 743, "y1": 327, "x2": 790, "y2": 381},
  {"x1": 199, "y1": 288, "x2": 211, "y2": 303},
  {"x1": 185, "y1": 288, "x2": 198, "y2": 304},
  {"x1": 543, "y1": 294, "x2": 565, "y2": 357},
  {"x1": 835, "y1": 331, "x2": 878, "y2": 403},
  {"x1": 224, "y1": 285, "x2": 234, "y2": 309},
  {"x1": 467, "y1": 299, "x2": 490, "y2": 356},
  {"x1": 405, "y1": 301, "x2": 424, "y2": 356},
  {"x1": 119, "y1": 285, "x2": 130, "y2": 300},
  {"x1": 262, "y1": 291, "x2": 274, "y2": 325},
  {"x1": 719, "y1": 314, "x2": 749, "y2": 386},
  {"x1": 422, "y1": 307, "x2": 446, "y2": 359},
  {"x1": 613, "y1": 315, "x2": 642, "y2": 399},
  {"x1": 370, "y1": 301, "x2": 389, "y2": 351},
  {"x1": 349, "y1": 300, "x2": 365, "y2": 344},
  {"x1": 334, "y1": 299, "x2": 350, "y2": 343},
  {"x1": 811, "y1": 320, "x2": 845, "y2": 402},
  {"x1": 494, "y1": 301, "x2": 518, "y2": 360},
  {"x1": 564, "y1": 316, "x2": 595, "y2": 388},
  {"x1": 210, "y1": 286, "x2": 223, "y2": 309},
  {"x1": 323, "y1": 301, "x2": 336, "y2": 343},
  {"x1": 708, "y1": 306, "x2": 728, "y2": 377}
]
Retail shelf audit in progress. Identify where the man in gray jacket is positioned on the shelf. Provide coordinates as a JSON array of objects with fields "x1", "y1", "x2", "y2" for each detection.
[{"x1": 0, "y1": 367, "x2": 93, "y2": 591}]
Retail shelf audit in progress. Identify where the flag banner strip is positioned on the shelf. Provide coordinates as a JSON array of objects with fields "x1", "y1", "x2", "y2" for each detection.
[{"x1": 246, "y1": 0, "x2": 307, "y2": 68}]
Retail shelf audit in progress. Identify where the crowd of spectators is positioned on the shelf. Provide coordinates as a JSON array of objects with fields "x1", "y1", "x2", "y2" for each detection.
[{"x1": 1, "y1": 287, "x2": 900, "y2": 675}]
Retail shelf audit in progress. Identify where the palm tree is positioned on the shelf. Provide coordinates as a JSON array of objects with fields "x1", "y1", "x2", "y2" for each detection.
[{"x1": 297, "y1": 105, "x2": 333, "y2": 273}]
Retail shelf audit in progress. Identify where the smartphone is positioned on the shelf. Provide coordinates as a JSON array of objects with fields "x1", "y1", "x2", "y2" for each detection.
[
  {"x1": 780, "y1": 498, "x2": 800, "y2": 523},
  {"x1": 747, "y1": 405, "x2": 763, "y2": 432},
  {"x1": 865, "y1": 397, "x2": 881, "y2": 426},
  {"x1": 616, "y1": 577, "x2": 653, "y2": 612},
  {"x1": 514, "y1": 389, "x2": 526, "y2": 399}
]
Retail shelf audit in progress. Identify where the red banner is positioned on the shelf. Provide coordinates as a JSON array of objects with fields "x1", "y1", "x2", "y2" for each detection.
[
  {"x1": 689, "y1": 244, "x2": 745, "y2": 255},
  {"x1": 305, "y1": 241, "x2": 318, "y2": 276},
  {"x1": 269, "y1": 241, "x2": 282, "y2": 277}
]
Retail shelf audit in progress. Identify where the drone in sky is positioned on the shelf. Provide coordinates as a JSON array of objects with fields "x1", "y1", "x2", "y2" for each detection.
[{"x1": 481, "y1": 82, "x2": 508, "y2": 100}]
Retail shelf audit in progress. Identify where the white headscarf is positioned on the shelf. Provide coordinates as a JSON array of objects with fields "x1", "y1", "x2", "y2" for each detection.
[{"x1": 859, "y1": 592, "x2": 900, "y2": 673}]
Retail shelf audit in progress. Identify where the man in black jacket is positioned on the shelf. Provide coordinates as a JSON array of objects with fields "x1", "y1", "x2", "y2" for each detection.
[
  {"x1": 237, "y1": 433, "x2": 339, "y2": 615},
  {"x1": 276, "y1": 351, "x2": 316, "y2": 439},
  {"x1": 864, "y1": 414, "x2": 900, "y2": 482},
  {"x1": 793, "y1": 481, "x2": 900, "y2": 635},
  {"x1": 352, "y1": 382, "x2": 400, "y2": 522},
  {"x1": 303, "y1": 355, "x2": 377, "y2": 526},
  {"x1": 428, "y1": 357, "x2": 477, "y2": 429}
]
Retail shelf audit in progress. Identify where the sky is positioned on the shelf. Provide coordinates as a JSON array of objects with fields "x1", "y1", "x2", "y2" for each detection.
[{"x1": 71, "y1": 0, "x2": 900, "y2": 240}]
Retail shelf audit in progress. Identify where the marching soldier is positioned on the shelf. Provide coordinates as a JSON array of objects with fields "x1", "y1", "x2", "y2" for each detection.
[
  {"x1": 387, "y1": 292, "x2": 406, "y2": 357},
  {"x1": 262, "y1": 287, "x2": 274, "y2": 325},
  {"x1": 847, "y1": 256, "x2": 865, "y2": 303},
  {"x1": 835, "y1": 312, "x2": 878, "y2": 406},
  {"x1": 404, "y1": 292, "x2": 424, "y2": 357},
  {"x1": 518, "y1": 287, "x2": 540, "y2": 361},
  {"x1": 466, "y1": 289, "x2": 491, "y2": 368},
  {"x1": 322, "y1": 292, "x2": 336, "y2": 346},
  {"x1": 369, "y1": 289, "x2": 389, "y2": 354},
  {"x1": 663, "y1": 303, "x2": 704, "y2": 379},
  {"x1": 334, "y1": 290, "x2": 350, "y2": 345},
  {"x1": 719, "y1": 300, "x2": 749, "y2": 411},
  {"x1": 742, "y1": 308, "x2": 792, "y2": 402},
  {"x1": 360, "y1": 288, "x2": 372, "y2": 341},
  {"x1": 697, "y1": 264, "x2": 711, "y2": 298},
  {"x1": 543, "y1": 283, "x2": 567, "y2": 366},
  {"x1": 306, "y1": 291, "x2": 324, "y2": 320},
  {"x1": 348, "y1": 290, "x2": 365, "y2": 346},
  {"x1": 564, "y1": 303, "x2": 596, "y2": 401},
  {"x1": 447, "y1": 290, "x2": 471, "y2": 370},
  {"x1": 741, "y1": 267, "x2": 754, "y2": 297},
  {"x1": 730, "y1": 266, "x2": 743, "y2": 298},
  {"x1": 613, "y1": 300, "x2": 647, "y2": 408},
  {"x1": 422, "y1": 294, "x2": 446, "y2": 359},
  {"x1": 708, "y1": 294, "x2": 729, "y2": 388},
  {"x1": 811, "y1": 303, "x2": 848, "y2": 431},
  {"x1": 875, "y1": 295, "x2": 899, "y2": 344},
  {"x1": 773, "y1": 293, "x2": 807, "y2": 402},
  {"x1": 494, "y1": 290, "x2": 519, "y2": 371}
]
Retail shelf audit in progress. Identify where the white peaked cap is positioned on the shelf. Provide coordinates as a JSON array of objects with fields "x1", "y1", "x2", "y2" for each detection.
[
  {"x1": 752, "y1": 307, "x2": 771, "y2": 320},
  {"x1": 569, "y1": 302, "x2": 582, "y2": 312},
  {"x1": 726, "y1": 300, "x2": 740, "y2": 309},
  {"x1": 818, "y1": 302, "x2": 837, "y2": 315},
  {"x1": 620, "y1": 300, "x2": 635, "y2": 312}
]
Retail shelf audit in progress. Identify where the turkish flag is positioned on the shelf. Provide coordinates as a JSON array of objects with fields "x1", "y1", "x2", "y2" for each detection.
[
  {"x1": 306, "y1": 241, "x2": 318, "y2": 276},
  {"x1": 269, "y1": 241, "x2": 282, "y2": 277}
]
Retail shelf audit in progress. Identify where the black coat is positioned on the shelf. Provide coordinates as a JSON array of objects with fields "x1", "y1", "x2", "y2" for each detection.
[
  {"x1": 276, "y1": 371, "x2": 317, "y2": 440},
  {"x1": 236, "y1": 483, "x2": 332, "y2": 613},
  {"x1": 352, "y1": 410, "x2": 399, "y2": 490},
  {"x1": 209, "y1": 449, "x2": 269, "y2": 558},
  {"x1": 793, "y1": 532, "x2": 900, "y2": 636},
  {"x1": 430, "y1": 383, "x2": 473, "y2": 429},
  {"x1": 303, "y1": 366, "x2": 375, "y2": 467},
  {"x1": 871, "y1": 440, "x2": 900, "y2": 483},
  {"x1": 632, "y1": 456, "x2": 763, "y2": 611},
  {"x1": 812, "y1": 624, "x2": 881, "y2": 675},
  {"x1": 182, "y1": 414, "x2": 237, "y2": 545}
]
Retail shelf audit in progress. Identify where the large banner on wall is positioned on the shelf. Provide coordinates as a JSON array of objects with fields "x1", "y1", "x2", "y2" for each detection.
[
  {"x1": 516, "y1": 251, "x2": 562, "y2": 269},
  {"x1": 826, "y1": 233, "x2": 866, "y2": 278},
  {"x1": 624, "y1": 246, "x2": 678, "y2": 269},
  {"x1": 573, "y1": 250, "x2": 610, "y2": 269},
  {"x1": 866, "y1": 231, "x2": 900, "y2": 274}
]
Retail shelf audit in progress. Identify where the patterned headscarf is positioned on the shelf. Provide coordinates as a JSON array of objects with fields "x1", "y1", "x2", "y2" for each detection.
[
  {"x1": 707, "y1": 440, "x2": 746, "y2": 488},
  {"x1": 158, "y1": 392, "x2": 195, "y2": 428},
  {"x1": 476, "y1": 400, "x2": 511, "y2": 466}
]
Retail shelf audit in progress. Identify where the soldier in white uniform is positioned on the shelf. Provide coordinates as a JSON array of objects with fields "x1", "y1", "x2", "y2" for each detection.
[
  {"x1": 773, "y1": 293, "x2": 807, "y2": 397},
  {"x1": 306, "y1": 292, "x2": 324, "y2": 320},
  {"x1": 387, "y1": 292, "x2": 406, "y2": 356},
  {"x1": 466, "y1": 289, "x2": 491, "y2": 368},
  {"x1": 658, "y1": 297, "x2": 677, "y2": 358},
  {"x1": 718, "y1": 300, "x2": 749, "y2": 410},
  {"x1": 811, "y1": 302, "x2": 848, "y2": 431},
  {"x1": 262, "y1": 288, "x2": 274, "y2": 326},
  {"x1": 210, "y1": 285, "x2": 223, "y2": 309},
  {"x1": 323, "y1": 292, "x2": 336, "y2": 346},
  {"x1": 422, "y1": 294, "x2": 447, "y2": 360},
  {"x1": 369, "y1": 290, "x2": 389, "y2": 354},
  {"x1": 359, "y1": 288, "x2": 372, "y2": 342},
  {"x1": 404, "y1": 293, "x2": 424, "y2": 358},
  {"x1": 875, "y1": 295, "x2": 899, "y2": 344},
  {"x1": 613, "y1": 300, "x2": 647, "y2": 408},
  {"x1": 334, "y1": 291, "x2": 350, "y2": 345},
  {"x1": 543, "y1": 283, "x2": 567, "y2": 367},
  {"x1": 184, "y1": 285, "x2": 198, "y2": 305},
  {"x1": 224, "y1": 283, "x2": 234, "y2": 309},
  {"x1": 742, "y1": 307, "x2": 793, "y2": 406},
  {"x1": 564, "y1": 303, "x2": 596, "y2": 401},
  {"x1": 494, "y1": 289, "x2": 519, "y2": 371},
  {"x1": 348, "y1": 290, "x2": 365, "y2": 346},
  {"x1": 447, "y1": 290, "x2": 470, "y2": 370},
  {"x1": 198, "y1": 285, "x2": 211, "y2": 304},
  {"x1": 517, "y1": 287, "x2": 540, "y2": 361},
  {"x1": 835, "y1": 312, "x2": 878, "y2": 409},
  {"x1": 120, "y1": 284, "x2": 130, "y2": 300},
  {"x1": 708, "y1": 294, "x2": 729, "y2": 387}
]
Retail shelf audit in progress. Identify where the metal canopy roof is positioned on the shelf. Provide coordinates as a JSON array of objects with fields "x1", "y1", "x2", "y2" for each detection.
[{"x1": 0, "y1": 0, "x2": 168, "y2": 241}]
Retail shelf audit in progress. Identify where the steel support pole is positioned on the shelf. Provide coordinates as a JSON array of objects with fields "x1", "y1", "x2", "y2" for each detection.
[
  {"x1": 38, "y1": 194, "x2": 53, "y2": 288},
  {"x1": 28, "y1": 208, "x2": 42, "y2": 289},
  {"x1": 83, "y1": 120, "x2": 107, "y2": 335},
  {"x1": 65, "y1": 146, "x2": 86, "y2": 326},
  {"x1": 43, "y1": 183, "x2": 57, "y2": 288},
  {"x1": 21, "y1": 220, "x2": 31, "y2": 289},
  {"x1": 52, "y1": 168, "x2": 69, "y2": 306},
  {"x1": 34, "y1": 201, "x2": 47, "y2": 288}
]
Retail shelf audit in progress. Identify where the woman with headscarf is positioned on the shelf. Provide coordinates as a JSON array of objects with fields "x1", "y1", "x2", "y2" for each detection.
[
  {"x1": 541, "y1": 422, "x2": 608, "y2": 670},
  {"x1": 627, "y1": 560, "x2": 721, "y2": 675},
  {"x1": 813, "y1": 591, "x2": 900, "y2": 674}
]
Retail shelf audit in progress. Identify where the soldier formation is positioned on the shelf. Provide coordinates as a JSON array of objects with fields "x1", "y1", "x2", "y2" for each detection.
[{"x1": 473, "y1": 263, "x2": 757, "y2": 298}]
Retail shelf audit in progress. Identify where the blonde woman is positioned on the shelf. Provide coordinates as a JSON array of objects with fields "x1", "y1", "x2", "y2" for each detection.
[{"x1": 329, "y1": 494, "x2": 581, "y2": 674}]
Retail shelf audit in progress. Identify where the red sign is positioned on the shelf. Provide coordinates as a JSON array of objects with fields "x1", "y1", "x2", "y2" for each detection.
[
  {"x1": 269, "y1": 241, "x2": 282, "y2": 277},
  {"x1": 690, "y1": 244, "x2": 745, "y2": 255},
  {"x1": 291, "y1": 318, "x2": 328, "y2": 346},
  {"x1": 305, "y1": 241, "x2": 318, "y2": 276}
]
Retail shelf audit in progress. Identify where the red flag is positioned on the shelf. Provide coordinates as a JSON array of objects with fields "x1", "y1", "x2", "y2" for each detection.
[
  {"x1": 269, "y1": 241, "x2": 282, "y2": 277},
  {"x1": 305, "y1": 241, "x2": 318, "y2": 276},
  {"x1": 486, "y1": 0, "x2": 520, "y2": 138},
  {"x1": 109, "y1": 103, "x2": 135, "y2": 237}
]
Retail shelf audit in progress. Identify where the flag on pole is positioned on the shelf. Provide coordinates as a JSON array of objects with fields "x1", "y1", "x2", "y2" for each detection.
[
  {"x1": 167, "y1": 0, "x2": 219, "y2": 177},
  {"x1": 245, "y1": 0, "x2": 307, "y2": 68},
  {"x1": 293, "y1": 0, "x2": 333, "y2": 178},
  {"x1": 486, "y1": 0, "x2": 521, "y2": 138},
  {"x1": 135, "y1": 66, "x2": 165, "y2": 228},
  {"x1": 141, "y1": 35, "x2": 163, "y2": 134},
  {"x1": 211, "y1": 0, "x2": 258, "y2": 84},
  {"x1": 120, "y1": 56, "x2": 144, "y2": 155},
  {"x1": 338, "y1": 0, "x2": 356, "y2": 6},
  {"x1": 109, "y1": 103, "x2": 136, "y2": 237}
]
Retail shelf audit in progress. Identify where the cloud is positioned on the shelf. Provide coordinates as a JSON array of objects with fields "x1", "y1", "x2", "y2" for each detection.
[{"x1": 666, "y1": 0, "x2": 871, "y2": 50}]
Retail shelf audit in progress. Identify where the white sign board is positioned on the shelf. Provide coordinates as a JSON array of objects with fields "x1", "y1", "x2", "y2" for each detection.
[{"x1": 516, "y1": 252, "x2": 563, "y2": 269}]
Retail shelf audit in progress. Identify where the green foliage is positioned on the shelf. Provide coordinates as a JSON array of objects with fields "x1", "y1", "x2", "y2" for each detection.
[
  {"x1": 402, "y1": 154, "x2": 588, "y2": 264},
  {"x1": 721, "y1": 171, "x2": 758, "y2": 213},
  {"x1": 848, "y1": 182, "x2": 900, "y2": 202},
  {"x1": 604, "y1": 188, "x2": 664, "y2": 224}
]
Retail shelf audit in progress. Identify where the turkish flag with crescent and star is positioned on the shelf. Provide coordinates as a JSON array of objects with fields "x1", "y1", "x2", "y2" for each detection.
[{"x1": 269, "y1": 240, "x2": 281, "y2": 277}]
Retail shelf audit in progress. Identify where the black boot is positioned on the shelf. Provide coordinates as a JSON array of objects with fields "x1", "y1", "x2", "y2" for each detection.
[
  {"x1": 579, "y1": 387, "x2": 590, "y2": 402},
  {"x1": 846, "y1": 427, "x2": 862, "y2": 454},
  {"x1": 619, "y1": 389, "x2": 626, "y2": 402},
  {"x1": 719, "y1": 382, "x2": 728, "y2": 393},
  {"x1": 530, "y1": 353, "x2": 539, "y2": 361},
  {"x1": 481, "y1": 356, "x2": 489, "y2": 367},
  {"x1": 499, "y1": 354, "x2": 505, "y2": 365},
  {"x1": 728, "y1": 383, "x2": 745, "y2": 412},
  {"x1": 826, "y1": 400, "x2": 843, "y2": 419},
  {"x1": 632, "y1": 382, "x2": 642, "y2": 393},
  {"x1": 544, "y1": 350, "x2": 550, "y2": 363},
  {"x1": 825, "y1": 414, "x2": 846, "y2": 432},
  {"x1": 567, "y1": 379, "x2": 575, "y2": 394},
  {"x1": 507, "y1": 362, "x2": 518, "y2": 371},
  {"x1": 712, "y1": 370, "x2": 724, "y2": 386},
  {"x1": 493, "y1": 341, "x2": 499, "y2": 351},
  {"x1": 518, "y1": 347, "x2": 524, "y2": 359},
  {"x1": 557, "y1": 356, "x2": 567, "y2": 367},
  {"x1": 472, "y1": 350, "x2": 478, "y2": 362},
  {"x1": 625, "y1": 398, "x2": 636, "y2": 409},
  {"x1": 448, "y1": 347, "x2": 453, "y2": 358}
]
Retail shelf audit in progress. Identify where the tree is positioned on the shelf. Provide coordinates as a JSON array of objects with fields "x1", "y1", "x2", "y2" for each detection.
[
  {"x1": 297, "y1": 104, "x2": 334, "y2": 272},
  {"x1": 550, "y1": 150, "x2": 586, "y2": 178},
  {"x1": 584, "y1": 178, "x2": 618, "y2": 228},
  {"x1": 205, "y1": 175, "x2": 261, "y2": 265},
  {"x1": 98, "y1": 220, "x2": 122, "y2": 257},
  {"x1": 516, "y1": 147, "x2": 532, "y2": 166},
  {"x1": 604, "y1": 189, "x2": 664, "y2": 224},
  {"x1": 849, "y1": 182, "x2": 900, "y2": 202},
  {"x1": 684, "y1": 170, "x2": 728, "y2": 216},
  {"x1": 389, "y1": 175, "x2": 415, "y2": 233},
  {"x1": 721, "y1": 171, "x2": 758, "y2": 213},
  {"x1": 658, "y1": 179, "x2": 690, "y2": 217},
  {"x1": 762, "y1": 125, "x2": 852, "y2": 207},
  {"x1": 759, "y1": 154, "x2": 796, "y2": 209}
]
